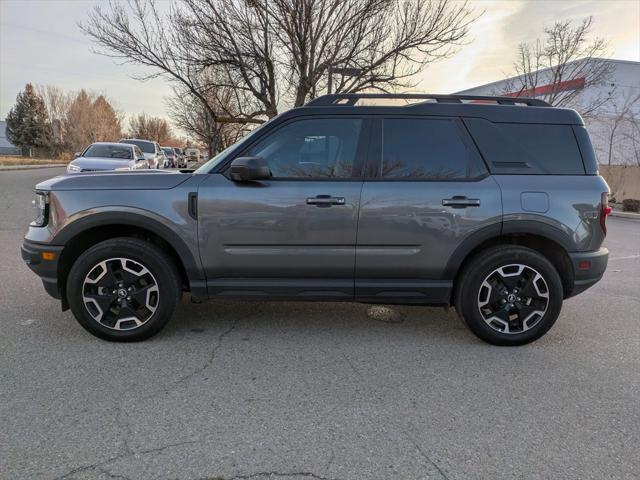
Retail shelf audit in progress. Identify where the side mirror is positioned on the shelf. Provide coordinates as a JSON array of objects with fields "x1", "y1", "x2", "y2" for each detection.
[
  {"x1": 74, "y1": 152, "x2": 81, "y2": 158},
  {"x1": 229, "y1": 157, "x2": 271, "y2": 181}
]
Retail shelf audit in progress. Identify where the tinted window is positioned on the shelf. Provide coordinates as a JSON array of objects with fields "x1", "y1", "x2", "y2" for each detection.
[
  {"x1": 121, "y1": 140, "x2": 154, "y2": 153},
  {"x1": 83, "y1": 144, "x2": 132, "y2": 160},
  {"x1": 247, "y1": 118, "x2": 362, "y2": 178},
  {"x1": 162, "y1": 148, "x2": 174, "y2": 156},
  {"x1": 133, "y1": 146, "x2": 144, "y2": 159},
  {"x1": 464, "y1": 118, "x2": 585, "y2": 175},
  {"x1": 380, "y1": 118, "x2": 486, "y2": 180}
]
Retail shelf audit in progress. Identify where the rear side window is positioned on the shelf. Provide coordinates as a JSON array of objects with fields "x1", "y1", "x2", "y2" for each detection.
[
  {"x1": 379, "y1": 118, "x2": 487, "y2": 180},
  {"x1": 464, "y1": 118, "x2": 585, "y2": 175}
]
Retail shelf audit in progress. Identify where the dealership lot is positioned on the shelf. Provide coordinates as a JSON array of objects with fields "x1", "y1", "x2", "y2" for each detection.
[{"x1": 1, "y1": 168, "x2": 639, "y2": 480}]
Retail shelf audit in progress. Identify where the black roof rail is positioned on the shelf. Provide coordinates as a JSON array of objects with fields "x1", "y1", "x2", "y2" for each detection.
[{"x1": 305, "y1": 93, "x2": 551, "y2": 107}]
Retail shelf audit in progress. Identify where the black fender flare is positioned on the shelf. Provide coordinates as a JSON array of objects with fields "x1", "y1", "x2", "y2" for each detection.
[
  {"x1": 52, "y1": 209, "x2": 205, "y2": 288},
  {"x1": 442, "y1": 219, "x2": 575, "y2": 280}
]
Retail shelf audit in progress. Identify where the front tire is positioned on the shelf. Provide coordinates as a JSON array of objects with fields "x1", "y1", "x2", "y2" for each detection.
[
  {"x1": 454, "y1": 246, "x2": 563, "y2": 346},
  {"x1": 66, "y1": 238, "x2": 180, "y2": 341}
]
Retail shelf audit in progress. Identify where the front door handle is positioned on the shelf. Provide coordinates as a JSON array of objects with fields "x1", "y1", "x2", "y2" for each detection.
[
  {"x1": 306, "y1": 195, "x2": 346, "y2": 207},
  {"x1": 442, "y1": 196, "x2": 480, "y2": 208}
]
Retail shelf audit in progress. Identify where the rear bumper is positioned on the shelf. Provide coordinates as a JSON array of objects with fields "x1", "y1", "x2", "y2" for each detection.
[
  {"x1": 21, "y1": 239, "x2": 63, "y2": 300},
  {"x1": 568, "y1": 247, "x2": 608, "y2": 298}
]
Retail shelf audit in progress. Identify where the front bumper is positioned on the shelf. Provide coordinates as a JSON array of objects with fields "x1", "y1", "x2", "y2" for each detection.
[
  {"x1": 568, "y1": 247, "x2": 609, "y2": 298},
  {"x1": 21, "y1": 239, "x2": 64, "y2": 300}
]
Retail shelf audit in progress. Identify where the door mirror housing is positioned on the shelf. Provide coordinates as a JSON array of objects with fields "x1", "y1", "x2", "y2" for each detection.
[
  {"x1": 74, "y1": 152, "x2": 81, "y2": 158},
  {"x1": 229, "y1": 157, "x2": 271, "y2": 181}
]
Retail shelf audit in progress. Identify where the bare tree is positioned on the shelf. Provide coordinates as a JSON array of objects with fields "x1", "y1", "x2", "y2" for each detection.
[
  {"x1": 36, "y1": 85, "x2": 73, "y2": 156},
  {"x1": 166, "y1": 83, "x2": 249, "y2": 153},
  {"x1": 65, "y1": 90, "x2": 123, "y2": 152},
  {"x1": 128, "y1": 113, "x2": 178, "y2": 144},
  {"x1": 592, "y1": 91, "x2": 640, "y2": 166},
  {"x1": 623, "y1": 114, "x2": 640, "y2": 167},
  {"x1": 81, "y1": 0, "x2": 478, "y2": 151},
  {"x1": 500, "y1": 17, "x2": 613, "y2": 117}
]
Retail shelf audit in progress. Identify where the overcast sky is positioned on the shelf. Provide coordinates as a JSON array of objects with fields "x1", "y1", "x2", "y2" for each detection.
[{"x1": 1, "y1": 0, "x2": 639, "y2": 123}]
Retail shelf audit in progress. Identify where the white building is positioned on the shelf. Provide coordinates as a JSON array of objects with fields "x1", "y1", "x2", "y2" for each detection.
[
  {"x1": 0, "y1": 120, "x2": 19, "y2": 154},
  {"x1": 456, "y1": 59, "x2": 640, "y2": 167}
]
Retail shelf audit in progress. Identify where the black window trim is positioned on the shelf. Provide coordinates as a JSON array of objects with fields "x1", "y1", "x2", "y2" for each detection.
[
  {"x1": 220, "y1": 114, "x2": 371, "y2": 182},
  {"x1": 363, "y1": 115, "x2": 489, "y2": 182},
  {"x1": 462, "y1": 117, "x2": 587, "y2": 176}
]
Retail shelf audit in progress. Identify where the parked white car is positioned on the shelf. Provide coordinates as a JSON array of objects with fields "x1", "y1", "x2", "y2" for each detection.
[
  {"x1": 67, "y1": 142, "x2": 149, "y2": 173},
  {"x1": 119, "y1": 139, "x2": 164, "y2": 169}
]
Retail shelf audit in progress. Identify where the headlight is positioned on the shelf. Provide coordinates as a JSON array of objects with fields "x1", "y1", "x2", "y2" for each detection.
[
  {"x1": 31, "y1": 191, "x2": 49, "y2": 227},
  {"x1": 67, "y1": 163, "x2": 81, "y2": 173},
  {"x1": 115, "y1": 166, "x2": 132, "y2": 171}
]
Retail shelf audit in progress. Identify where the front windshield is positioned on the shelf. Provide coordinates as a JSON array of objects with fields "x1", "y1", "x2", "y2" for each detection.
[
  {"x1": 195, "y1": 119, "x2": 274, "y2": 173},
  {"x1": 162, "y1": 148, "x2": 174, "y2": 156},
  {"x1": 121, "y1": 140, "x2": 154, "y2": 153},
  {"x1": 83, "y1": 144, "x2": 132, "y2": 160}
]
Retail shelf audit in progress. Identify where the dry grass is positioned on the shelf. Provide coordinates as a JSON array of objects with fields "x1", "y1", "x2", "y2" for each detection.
[{"x1": 0, "y1": 156, "x2": 69, "y2": 167}]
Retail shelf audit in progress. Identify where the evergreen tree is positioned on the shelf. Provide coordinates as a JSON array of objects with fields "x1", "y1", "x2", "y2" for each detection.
[{"x1": 5, "y1": 84, "x2": 51, "y2": 154}]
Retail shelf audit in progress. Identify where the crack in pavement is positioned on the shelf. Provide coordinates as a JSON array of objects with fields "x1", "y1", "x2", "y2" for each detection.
[
  {"x1": 219, "y1": 471, "x2": 343, "y2": 480},
  {"x1": 97, "y1": 466, "x2": 135, "y2": 480},
  {"x1": 53, "y1": 310, "x2": 262, "y2": 480},
  {"x1": 400, "y1": 427, "x2": 450, "y2": 480},
  {"x1": 53, "y1": 440, "x2": 202, "y2": 479},
  {"x1": 138, "y1": 309, "x2": 261, "y2": 402},
  {"x1": 332, "y1": 338, "x2": 451, "y2": 480},
  {"x1": 172, "y1": 312, "x2": 251, "y2": 386}
]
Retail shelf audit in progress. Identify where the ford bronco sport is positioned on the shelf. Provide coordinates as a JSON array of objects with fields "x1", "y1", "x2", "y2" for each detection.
[{"x1": 22, "y1": 94, "x2": 610, "y2": 345}]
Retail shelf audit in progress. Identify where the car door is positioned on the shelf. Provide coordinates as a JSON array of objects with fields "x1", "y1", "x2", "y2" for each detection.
[
  {"x1": 133, "y1": 146, "x2": 147, "y2": 169},
  {"x1": 197, "y1": 116, "x2": 367, "y2": 300},
  {"x1": 355, "y1": 116, "x2": 502, "y2": 303}
]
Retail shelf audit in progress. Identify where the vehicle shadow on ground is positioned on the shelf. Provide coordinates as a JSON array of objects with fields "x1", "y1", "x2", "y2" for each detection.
[{"x1": 156, "y1": 296, "x2": 475, "y2": 345}]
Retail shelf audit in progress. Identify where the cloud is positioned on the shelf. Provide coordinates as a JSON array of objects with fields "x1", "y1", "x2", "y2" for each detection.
[
  {"x1": 416, "y1": 0, "x2": 639, "y2": 93},
  {"x1": 1, "y1": 0, "x2": 638, "y2": 119}
]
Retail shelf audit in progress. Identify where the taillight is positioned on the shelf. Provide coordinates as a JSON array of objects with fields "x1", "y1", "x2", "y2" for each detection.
[{"x1": 599, "y1": 192, "x2": 612, "y2": 234}]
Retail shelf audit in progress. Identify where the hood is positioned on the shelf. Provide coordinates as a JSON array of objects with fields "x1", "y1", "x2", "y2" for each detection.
[
  {"x1": 36, "y1": 169, "x2": 193, "y2": 191},
  {"x1": 143, "y1": 152, "x2": 157, "y2": 159},
  {"x1": 70, "y1": 156, "x2": 134, "y2": 171}
]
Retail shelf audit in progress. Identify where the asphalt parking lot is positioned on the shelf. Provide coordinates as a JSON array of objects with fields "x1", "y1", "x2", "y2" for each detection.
[{"x1": 1, "y1": 167, "x2": 639, "y2": 480}]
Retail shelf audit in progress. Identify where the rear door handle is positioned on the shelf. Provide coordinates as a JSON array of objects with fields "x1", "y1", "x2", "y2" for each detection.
[
  {"x1": 442, "y1": 196, "x2": 480, "y2": 208},
  {"x1": 306, "y1": 195, "x2": 346, "y2": 206}
]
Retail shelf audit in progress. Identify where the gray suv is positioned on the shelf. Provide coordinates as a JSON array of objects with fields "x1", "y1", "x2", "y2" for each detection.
[{"x1": 22, "y1": 94, "x2": 610, "y2": 345}]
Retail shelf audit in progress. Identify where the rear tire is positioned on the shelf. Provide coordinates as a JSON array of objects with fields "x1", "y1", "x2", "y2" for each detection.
[
  {"x1": 66, "y1": 238, "x2": 180, "y2": 341},
  {"x1": 454, "y1": 246, "x2": 563, "y2": 346}
]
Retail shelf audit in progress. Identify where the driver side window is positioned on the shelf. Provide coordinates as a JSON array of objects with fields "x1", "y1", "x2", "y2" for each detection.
[{"x1": 246, "y1": 118, "x2": 362, "y2": 179}]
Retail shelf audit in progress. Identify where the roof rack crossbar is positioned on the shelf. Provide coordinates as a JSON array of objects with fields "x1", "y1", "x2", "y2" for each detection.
[{"x1": 305, "y1": 93, "x2": 550, "y2": 107}]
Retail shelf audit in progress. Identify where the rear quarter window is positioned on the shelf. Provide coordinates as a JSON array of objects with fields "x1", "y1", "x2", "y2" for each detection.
[{"x1": 463, "y1": 118, "x2": 585, "y2": 175}]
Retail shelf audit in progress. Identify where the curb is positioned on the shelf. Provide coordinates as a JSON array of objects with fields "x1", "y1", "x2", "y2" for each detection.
[
  {"x1": 0, "y1": 164, "x2": 67, "y2": 171},
  {"x1": 610, "y1": 210, "x2": 640, "y2": 220}
]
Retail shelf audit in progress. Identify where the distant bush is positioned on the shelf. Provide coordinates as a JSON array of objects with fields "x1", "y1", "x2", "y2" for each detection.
[{"x1": 622, "y1": 199, "x2": 640, "y2": 212}]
